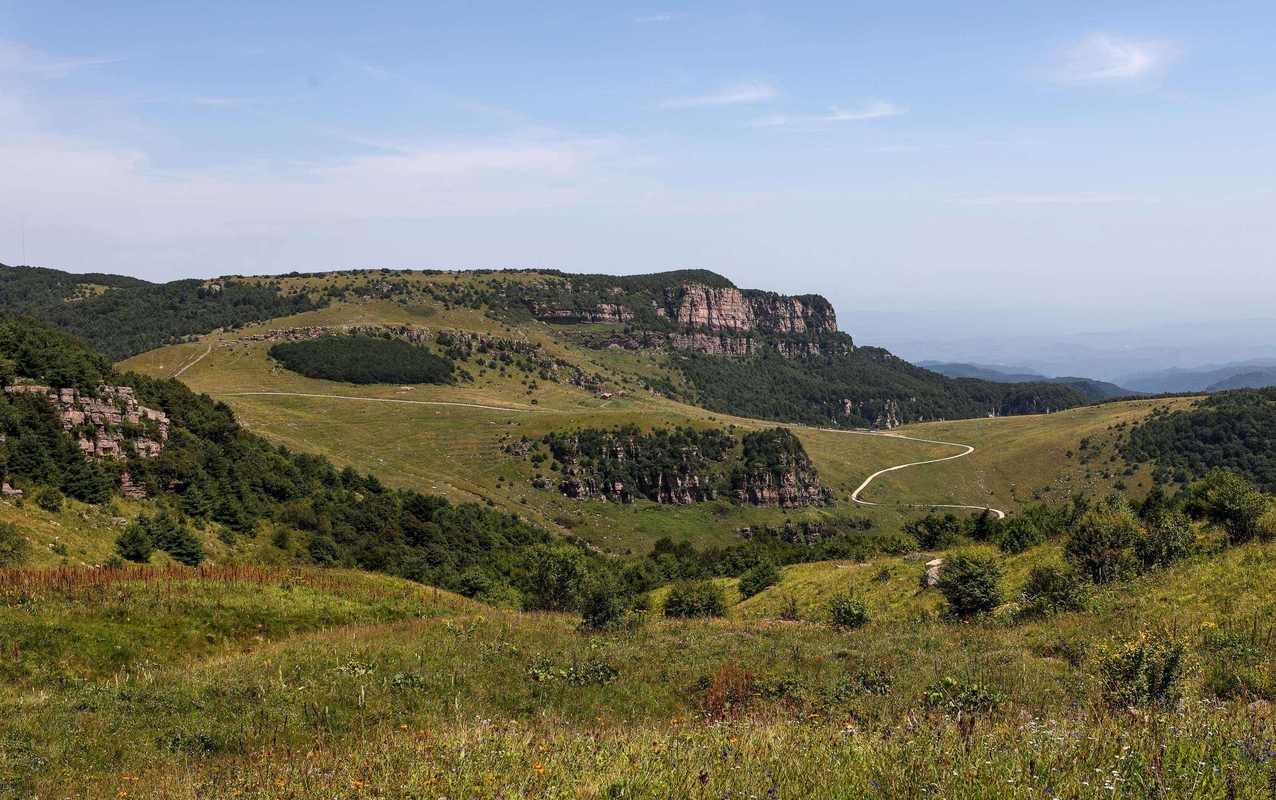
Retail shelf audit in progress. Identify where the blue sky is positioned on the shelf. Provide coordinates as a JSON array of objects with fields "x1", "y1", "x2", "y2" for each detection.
[{"x1": 2, "y1": 1, "x2": 1274, "y2": 353}]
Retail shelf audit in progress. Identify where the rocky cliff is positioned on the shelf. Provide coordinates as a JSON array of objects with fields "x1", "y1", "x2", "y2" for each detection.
[
  {"x1": 508, "y1": 271, "x2": 842, "y2": 359},
  {"x1": 4, "y1": 383, "x2": 170, "y2": 497},
  {"x1": 660, "y1": 285, "x2": 837, "y2": 336},
  {"x1": 519, "y1": 424, "x2": 829, "y2": 508},
  {"x1": 730, "y1": 428, "x2": 831, "y2": 508}
]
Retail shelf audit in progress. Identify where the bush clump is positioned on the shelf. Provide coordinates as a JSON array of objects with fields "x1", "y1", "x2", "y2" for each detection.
[
  {"x1": 663, "y1": 580, "x2": 727, "y2": 618},
  {"x1": 737, "y1": 560, "x2": 780, "y2": 598},
  {"x1": 1096, "y1": 630, "x2": 1189, "y2": 709},
  {"x1": 1065, "y1": 504, "x2": 1143, "y2": 584},
  {"x1": 35, "y1": 486, "x2": 63, "y2": 513},
  {"x1": 115, "y1": 512, "x2": 205, "y2": 566},
  {"x1": 114, "y1": 522, "x2": 155, "y2": 563},
  {"x1": 937, "y1": 554, "x2": 1004, "y2": 619},
  {"x1": 1136, "y1": 509, "x2": 1195, "y2": 568},
  {"x1": 578, "y1": 578, "x2": 627, "y2": 632},
  {"x1": 269, "y1": 334, "x2": 454, "y2": 385},
  {"x1": 828, "y1": 592, "x2": 869, "y2": 628},
  {"x1": 996, "y1": 516, "x2": 1045, "y2": 554},
  {"x1": 1020, "y1": 564, "x2": 1086, "y2": 616},
  {"x1": 904, "y1": 513, "x2": 965, "y2": 549},
  {"x1": 0, "y1": 521, "x2": 31, "y2": 567}
]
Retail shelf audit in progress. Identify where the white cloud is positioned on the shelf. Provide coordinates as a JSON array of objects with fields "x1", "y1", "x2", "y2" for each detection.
[
  {"x1": 1055, "y1": 33, "x2": 1174, "y2": 83},
  {"x1": 661, "y1": 82, "x2": 778, "y2": 109},
  {"x1": 751, "y1": 101, "x2": 904, "y2": 128},
  {"x1": 633, "y1": 13, "x2": 675, "y2": 23}
]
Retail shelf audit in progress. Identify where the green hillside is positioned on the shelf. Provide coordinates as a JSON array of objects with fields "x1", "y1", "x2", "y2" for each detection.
[
  {"x1": 2, "y1": 532, "x2": 1273, "y2": 797},
  {"x1": 4, "y1": 266, "x2": 1276, "y2": 799}
]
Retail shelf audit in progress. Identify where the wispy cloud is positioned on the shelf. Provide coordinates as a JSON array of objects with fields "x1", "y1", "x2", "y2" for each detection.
[
  {"x1": 750, "y1": 101, "x2": 904, "y2": 128},
  {"x1": 1054, "y1": 33, "x2": 1175, "y2": 83},
  {"x1": 0, "y1": 40, "x2": 121, "y2": 78},
  {"x1": 633, "y1": 13, "x2": 675, "y2": 23},
  {"x1": 954, "y1": 191, "x2": 1137, "y2": 207},
  {"x1": 191, "y1": 96, "x2": 255, "y2": 108},
  {"x1": 661, "y1": 82, "x2": 778, "y2": 109}
]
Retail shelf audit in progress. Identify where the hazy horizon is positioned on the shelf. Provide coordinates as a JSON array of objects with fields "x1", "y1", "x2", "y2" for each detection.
[{"x1": 2, "y1": 1, "x2": 1273, "y2": 373}]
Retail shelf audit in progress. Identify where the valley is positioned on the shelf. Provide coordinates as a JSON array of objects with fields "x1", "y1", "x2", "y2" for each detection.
[{"x1": 2, "y1": 264, "x2": 1272, "y2": 800}]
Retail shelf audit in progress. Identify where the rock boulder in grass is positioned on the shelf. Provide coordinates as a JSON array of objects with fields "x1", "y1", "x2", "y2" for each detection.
[{"x1": 922, "y1": 558, "x2": 944, "y2": 588}]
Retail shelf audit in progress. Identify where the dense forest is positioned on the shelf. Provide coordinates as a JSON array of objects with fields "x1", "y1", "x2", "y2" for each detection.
[
  {"x1": 1123, "y1": 389, "x2": 1276, "y2": 489},
  {"x1": 269, "y1": 335, "x2": 455, "y2": 385},
  {"x1": 675, "y1": 346, "x2": 1087, "y2": 428},
  {"x1": 0, "y1": 265, "x2": 322, "y2": 359}
]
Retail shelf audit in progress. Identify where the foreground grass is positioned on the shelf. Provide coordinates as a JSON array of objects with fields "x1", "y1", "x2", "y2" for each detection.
[{"x1": 4, "y1": 543, "x2": 1276, "y2": 797}]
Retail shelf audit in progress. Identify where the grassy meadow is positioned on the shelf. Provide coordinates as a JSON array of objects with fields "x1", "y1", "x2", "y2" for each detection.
[{"x1": 2, "y1": 539, "x2": 1274, "y2": 798}]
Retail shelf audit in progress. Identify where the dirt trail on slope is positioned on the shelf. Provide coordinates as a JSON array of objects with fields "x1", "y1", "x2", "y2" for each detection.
[{"x1": 823, "y1": 428, "x2": 1006, "y2": 519}]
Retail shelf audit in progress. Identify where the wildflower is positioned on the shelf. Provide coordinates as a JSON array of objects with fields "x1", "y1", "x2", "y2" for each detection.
[{"x1": 533, "y1": 763, "x2": 545, "y2": 775}]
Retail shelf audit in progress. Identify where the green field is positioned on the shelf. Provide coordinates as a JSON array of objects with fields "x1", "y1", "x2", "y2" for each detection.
[{"x1": 2, "y1": 539, "x2": 1273, "y2": 798}]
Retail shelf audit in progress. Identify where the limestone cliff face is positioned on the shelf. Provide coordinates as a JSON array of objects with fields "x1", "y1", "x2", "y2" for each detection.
[
  {"x1": 731, "y1": 456, "x2": 830, "y2": 508},
  {"x1": 4, "y1": 383, "x2": 170, "y2": 497},
  {"x1": 730, "y1": 428, "x2": 831, "y2": 509},
  {"x1": 660, "y1": 285, "x2": 837, "y2": 336},
  {"x1": 5, "y1": 384, "x2": 169, "y2": 461}
]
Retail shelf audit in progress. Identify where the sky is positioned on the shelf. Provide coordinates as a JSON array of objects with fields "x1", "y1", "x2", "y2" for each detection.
[{"x1": 2, "y1": 1, "x2": 1275, "y2": 368}]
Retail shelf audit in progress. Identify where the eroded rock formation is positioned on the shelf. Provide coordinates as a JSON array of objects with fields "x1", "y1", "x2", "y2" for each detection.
[{"x1": 5, "y1": 384, "x2": 169, "y2": 461}]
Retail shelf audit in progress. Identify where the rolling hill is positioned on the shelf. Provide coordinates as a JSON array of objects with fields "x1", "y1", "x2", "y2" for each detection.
[{"x1": 4, "y1": 264, "x2": 1272, "y2": 799}]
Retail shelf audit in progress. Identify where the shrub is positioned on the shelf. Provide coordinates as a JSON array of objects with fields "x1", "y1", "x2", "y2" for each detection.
[
  {"x1": 1065, "y1": 506, "x2": 1143, "y2": 584},
  {"x1": 35, "y1": 486, "x2": 63, "y2": 513},
  {"x1": 1192, "y1": 469, "x2": 1269, "y2": 544},
  {"x1": 579, "y1": 579, "x2": 626, "y2": 631},
  {"x1": 523, "y1": 545, "x2": 587, "y2": 612},
  {"x1": 137, "y1": 512, "x2": 205, "y2": 566},
  {"x1": 0, "y1": 521, "x2": 30, "y2": 567},
  {"x1": 737, "y1": 560, "x2": 780, "y2": 598},
  {"x1": 1136, "y1": 510, "x2": 1194, "y2": 568},
  {"x1": 1020, "y1": 564, "x2": 1086, "y2": 615},
  {"x1": 307, "y1": 533, "x2": 340, "y2": 565},
  {"x1": 905, "y1": 513, "x2": 964, "y2": 549},
  {"x1": 1096, "y1": 630, "x2": 1189, "y2": 708},
  {"x1": 996, "y1": 516, "x2": 1044, "y2": 554},
  {"x1": 937, "y1": 554, "x2": 1004, "y2": 618},
  {"x1": 663, "y1": 580, "x2": 726, "y2": 618},
  {"x1": 828, "y1": 592, "x2": 869, "y2": 628},
  {"x1": 114, "y1": 522, "x2": 154, "y2": 563}
]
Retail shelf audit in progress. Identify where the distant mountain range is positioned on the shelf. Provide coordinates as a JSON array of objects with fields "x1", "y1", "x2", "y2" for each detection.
[
  {"x1": 920, "y1": 358, "x2": 1276, "y2": 398},
  {"x1": 918, "y1": 361, "x2": 1137, "y2": 402},
  {"x1": 1119, "y1": 360, "x2": 1276, "y2": 394}
]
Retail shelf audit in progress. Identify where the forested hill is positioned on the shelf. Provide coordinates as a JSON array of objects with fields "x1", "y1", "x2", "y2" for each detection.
[
  {"x1": 0, "y1": 265, "x2": 322, "y2": 359},
  {"x1": 1123, "y1": 388, "x2": 1276, "y2": 489},
  {"x1": 0, "y1": 314, "x2": 565, "y2": 601}
]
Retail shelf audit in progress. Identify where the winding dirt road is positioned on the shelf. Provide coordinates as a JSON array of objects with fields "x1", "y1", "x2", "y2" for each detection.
[
  {"x1": 172, "y1": 343, "x2": 213, "y2": 378},
  {"x1": 825, "y1": 429, "x2": 1006, "y2": 519}
]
